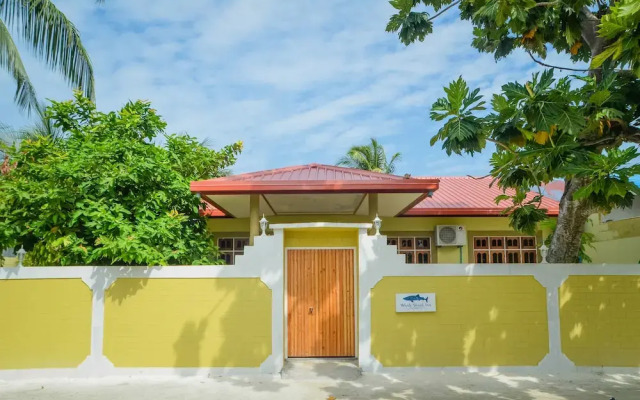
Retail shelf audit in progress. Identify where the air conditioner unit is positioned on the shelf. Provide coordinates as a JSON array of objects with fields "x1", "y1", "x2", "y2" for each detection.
[{"x1": 436, "y1": 225, "x2": 467, "y2": 246}]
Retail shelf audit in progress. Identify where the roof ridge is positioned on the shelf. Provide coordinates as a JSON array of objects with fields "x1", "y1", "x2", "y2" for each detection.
[
  {"x1": 415, "y1": 176, "x2": 492, "y2": 179},
  {"x1": 221, "y1": 163, "x2": 407, "y2": 181}
]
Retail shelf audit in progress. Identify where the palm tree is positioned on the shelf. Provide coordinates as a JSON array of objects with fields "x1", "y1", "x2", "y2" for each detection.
[
  {"x1": 1, "y1": 101, "x2": 61, "y2": 159},
  {"x1": 0, "y1": 0, "x2": 95, "y2": 113},
  {"x1": 337, "y1": 138, "x2": 402, "y2": 174}
]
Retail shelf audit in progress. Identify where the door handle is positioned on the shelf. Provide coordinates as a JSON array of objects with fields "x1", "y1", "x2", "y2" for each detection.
[{"x1": 309, "y1": 307, "x2": 314, "y2": 314}]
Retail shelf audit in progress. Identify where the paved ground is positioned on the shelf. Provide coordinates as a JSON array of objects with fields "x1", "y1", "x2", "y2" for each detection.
[{"x1": 1, "y1": 361, "x2": 638, "y2": 400}]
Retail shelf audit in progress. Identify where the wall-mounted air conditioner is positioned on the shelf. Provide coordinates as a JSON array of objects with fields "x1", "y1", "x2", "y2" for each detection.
[{"x1": 436, "y1": 225, "x2": 467, "y2": 246}]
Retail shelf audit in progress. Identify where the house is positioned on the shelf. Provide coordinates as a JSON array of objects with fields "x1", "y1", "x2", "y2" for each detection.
[
  {"x1": 584, "y1": 197, "x2": 640, "y2": 263},
  {"x1": 2, "y1": 164, "x2": 638, "y2": 374},
  {"x1": 191, "y1": 163, "x2": 559, "y2": 265}
]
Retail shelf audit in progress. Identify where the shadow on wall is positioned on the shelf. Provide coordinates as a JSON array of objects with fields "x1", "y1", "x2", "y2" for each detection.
[
  {"x1": 92, "y1": 266, "x2": 159, "y2": 303},
  {"x1": 102, "y1": 275, "x2": 272, "y2": 372},
  {"x1": 559, "y1": 275, "x2": 640, "y2": 367},
  {"x1": 174, "y1": 319, "x2": 208, "y2": 376},
  {"x1": 371, "y1": 276, "x2": 549, "y2": 368}
]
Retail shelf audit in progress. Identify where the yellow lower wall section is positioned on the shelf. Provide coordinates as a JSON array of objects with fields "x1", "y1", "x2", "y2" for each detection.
[
  {"x1": 284, "y1": 228, "x2": 358, "y2": 248},
  {"x1": 104, "y1": 278, "x2": 271, "y2": 368},
  {"x1": 371, "y1": 276, "x2": 549, "y2": 367},
  {"x1": 559, "y1": 275, "x2": 640, "y2": 366},
  {"x1": 0, "y1": 279, "x2": 92, "y2": 369}
]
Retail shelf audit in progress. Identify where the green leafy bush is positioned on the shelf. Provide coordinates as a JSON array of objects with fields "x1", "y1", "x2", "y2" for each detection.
[{"x1": 0, "y1": 93, "x2": 242, "y2": 266}]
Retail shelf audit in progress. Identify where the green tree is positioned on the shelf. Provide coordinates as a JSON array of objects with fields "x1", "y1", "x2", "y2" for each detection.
[
  {"x1": 387, "y1": 0, "x2": 640, "y2": 262},
  {"x1": 0, "y1": 93, "x2": 242, "y2": 266},
  {"x1": 337, "y1": 138, "x2": 402, "y2": 174},
  {"x1": 1, "y1": 0, "x2": 94, "y2": 113}
]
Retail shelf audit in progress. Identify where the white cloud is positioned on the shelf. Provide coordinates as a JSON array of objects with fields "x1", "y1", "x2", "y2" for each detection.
[{"x1": 0, "y1": 0, "x2": 573, "y2": 176}]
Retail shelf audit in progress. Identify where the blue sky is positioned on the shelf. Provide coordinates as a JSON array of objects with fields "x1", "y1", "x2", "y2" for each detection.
[{"x1": 1, "y1": 0, "x2": 577, "y2": 176}]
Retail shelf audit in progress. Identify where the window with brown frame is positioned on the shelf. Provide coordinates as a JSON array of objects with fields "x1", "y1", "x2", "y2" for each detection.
[
  {"x1": 473, "y1": 236, "x2": 538, "y2": 264},
  {"x1": 217, "y1": 237, "x2": 249, "y2": 265},
  {"x1": 387, "y1": 236, "x2": 432, "y2": 264}
]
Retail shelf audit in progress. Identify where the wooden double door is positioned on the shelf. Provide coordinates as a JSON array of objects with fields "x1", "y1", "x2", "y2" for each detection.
[{"x1": 287, "y1": 249, "x2": 355, "y2": 357}]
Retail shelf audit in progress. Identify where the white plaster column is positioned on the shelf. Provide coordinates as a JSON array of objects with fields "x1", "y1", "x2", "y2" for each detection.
[
  {"x1": 358, "y1": 230, "x2": 385, "y2": 372},
  {"x1": 534, "y1": 272, "x2": 575, "y2": 371},
  {"x1": 255, "y1": 229, "x2": 285, "y2": 374},
  {"x1": 79, "y1": 270, "x2": 116, "y2": 375}
]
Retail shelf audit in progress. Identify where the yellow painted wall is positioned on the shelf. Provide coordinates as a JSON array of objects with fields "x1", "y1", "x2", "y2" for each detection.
[
  {"x1": 0, "y1": 279, "x2": 92, "y2": 369},
  {"x1": 284, "y1": 228, "x2": 358, "y2": 248},
  {"x1": 209, "y1": 215, "x2": 548, "y2": 264},
  {"x1": 559, "y1": 275, "x2": 640, "y2": 366},
  {"x1": 1, "y1": 256, "x2": 18, "y2": 267},
  {"x1": 371, "y1": 276, "x2": 549, "y2": 367},
  {"x1": 584, "y1": 215, "x2": 640, "y2": 263},
  {"x1": 209, "y1": 215, "x2": 516, "y2": 234},
  {"x1": 104, "y1": 278, "x2": 271, "y2": 368}
]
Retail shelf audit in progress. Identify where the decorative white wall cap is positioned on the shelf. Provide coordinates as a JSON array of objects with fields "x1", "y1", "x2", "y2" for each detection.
[{"x1": 270, "y1": 222, "x2": 373, "y2": 230}]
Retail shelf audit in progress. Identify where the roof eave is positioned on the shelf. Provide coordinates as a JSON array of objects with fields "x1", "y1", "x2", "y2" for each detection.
[
  {"x1": 400, "y1": 208, "x2": 559, "y2": 217},
  {"x1": 190, "y1": 179, "x2": 439, "y2": 195}
]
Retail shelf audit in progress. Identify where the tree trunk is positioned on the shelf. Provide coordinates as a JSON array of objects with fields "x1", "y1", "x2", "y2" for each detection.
[
  {"x1": 547, "y1": 178, "x2": 592, "y2": 263},
  {"x1": 544, "y1": 8, "x2": 607, "y2": 263}
]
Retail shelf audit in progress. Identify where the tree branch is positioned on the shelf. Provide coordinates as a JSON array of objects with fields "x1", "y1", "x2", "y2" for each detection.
[
  {"x1": 486, "y1": 138, "x2": 518, "y2": 154},
  {"x1": 580, "y1": 130, "x2": 640, "y2": 147},
  {"x1": 428, "y1": 1, "x2": 461, "y2": 22},
  {"x1": 526, "y1": 51, "x2": 592, "y2": 72},
  {"x1": 535, "y1": 1, "x2": 559, "y2": 6}
]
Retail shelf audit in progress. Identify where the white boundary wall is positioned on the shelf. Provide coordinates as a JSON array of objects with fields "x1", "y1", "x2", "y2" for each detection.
[
  {"x1": 357, "y1": 230, "x2": 640, "y2": 374},
  {"x1": 1, "y1": 222, "x2": 639, "y2": 379},
  {"x1": 0, "y1": 231, "x2": 285, "y2": 379}
]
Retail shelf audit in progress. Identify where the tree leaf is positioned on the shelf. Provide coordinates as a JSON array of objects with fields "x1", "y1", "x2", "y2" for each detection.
[
  {"x1": 590, "y1": 41, "x2": 622, "y2": 69},
  {"x1": 534, "y1": 130, "x2": 549, "y2": 144},
  {"x1": 588, "y1": 90, "x2": 611, "y2": 106}
]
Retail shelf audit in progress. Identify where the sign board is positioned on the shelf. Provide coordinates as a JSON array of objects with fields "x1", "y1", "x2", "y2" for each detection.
[{"x1": 396, "y1": 293, "x2": 436, "y2": 313}]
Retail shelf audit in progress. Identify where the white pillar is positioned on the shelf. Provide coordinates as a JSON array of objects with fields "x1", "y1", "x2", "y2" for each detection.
[
  {"x1": 79, "y1": 271, "x2": 115, "y2": 375},
  {"x1": 535, "y1": 274, "x2": 574, "y2": 371}
]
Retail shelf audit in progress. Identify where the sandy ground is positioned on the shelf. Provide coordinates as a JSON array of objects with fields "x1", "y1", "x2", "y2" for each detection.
[{"x1": 1, "y1": 369, "x2": 639, "y2": 400}]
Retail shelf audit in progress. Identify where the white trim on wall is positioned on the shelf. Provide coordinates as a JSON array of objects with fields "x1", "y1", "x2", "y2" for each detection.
[
  {"x1": 0, "y1": 231, "x2": 285, "y2": 379},
  {"x1": 357, "y1": 231, "x2": 640, "y2": 374},
  {"x1": 2, "y1": 221, "x2": 640, "y2": 379}
]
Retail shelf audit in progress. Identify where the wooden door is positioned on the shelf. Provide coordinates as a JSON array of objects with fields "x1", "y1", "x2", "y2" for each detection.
[{"x1": 287, "y1": 249, "x2": 355, "y2": 357}]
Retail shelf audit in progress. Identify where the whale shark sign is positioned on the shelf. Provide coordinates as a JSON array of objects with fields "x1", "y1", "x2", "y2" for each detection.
[{"x1": 396, "y1": 293, "x2": 436, "y2": 312}]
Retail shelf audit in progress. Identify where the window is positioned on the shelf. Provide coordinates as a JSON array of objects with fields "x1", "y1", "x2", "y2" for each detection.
[
  {"x1": 217, "y1": 237, "x2": 249, "y2": 265},
  {"x1": 387, "y1": 236, "x2": 432, "y2": 264},
  {"x1": 473, "y1": 236, "x2": 537, "y2": 264}
]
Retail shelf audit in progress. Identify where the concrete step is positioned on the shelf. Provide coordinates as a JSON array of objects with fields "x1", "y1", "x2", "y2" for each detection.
[{"x1": 282, "y1": 358, "x2": 361, "y2": 381}]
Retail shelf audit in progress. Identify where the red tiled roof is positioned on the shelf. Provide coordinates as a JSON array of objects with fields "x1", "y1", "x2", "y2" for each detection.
[
  {"x1": 191, "y1": 163, "x2": 439, "y2": 194},
  {"x1": 200, "y1": 201, "x2": 225, "y2": 217},
  {"x1": 404, "y1": 176, "x2": 559, "y2": 216},
  {"x1": 194, "y1": 165, "x2": 559, "y2": 217},
  {"x1": 215, "y1": 163, "x2": 407, "y2": 181}
]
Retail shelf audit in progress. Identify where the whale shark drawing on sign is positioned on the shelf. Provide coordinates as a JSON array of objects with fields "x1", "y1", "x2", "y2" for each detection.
[{"x1": 403, "y1": 294, "x2": 428, "y2": 302}]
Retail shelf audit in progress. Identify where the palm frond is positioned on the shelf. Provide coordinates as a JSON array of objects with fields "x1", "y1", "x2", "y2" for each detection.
[
  {"x1": 387, "y1": 152, "x2": 402, "y2": 174},
  {"x1": 1, "y1": 0, "x2": 95, "y2": 101},
  {"x1": 0, "y1": 121, "x2": 22, "y2": 157},
  {"x1": 336, "y1": 138, "x2": 403, "y2": 174},
  {"x1": 18, "y1": 101, "x2": 62, "y2": 139},
  {"x1": 0, "y1": 18, "x2": 38, "y2": 112}
]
